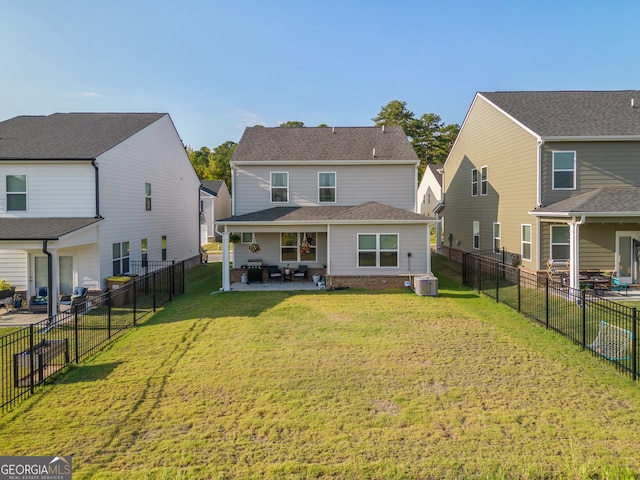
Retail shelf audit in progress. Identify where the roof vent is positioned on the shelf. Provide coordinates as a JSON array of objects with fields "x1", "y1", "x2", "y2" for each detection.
[
  {"x1": 332, "y1": 126, "x2": 335, "y2": 134},
  {"x1": 382, "y1": 125, "x2": 385, "y2": 133},
  {"x1": 372, "y1": 148, "x2": 376, "y2": 158},
  {"x1": 632, "y1": 98, "x2": 636, "y2": 108}
]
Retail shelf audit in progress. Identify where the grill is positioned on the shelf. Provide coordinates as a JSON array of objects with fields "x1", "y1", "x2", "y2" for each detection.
[{"x1": 246, "y1": 260, "x2": 263, "y2": 283}]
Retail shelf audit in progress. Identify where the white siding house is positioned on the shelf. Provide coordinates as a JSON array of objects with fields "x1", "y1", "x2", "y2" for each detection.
[
  {"x1": 199, "y1": 180, "x2": 231, "y2": 244},
  {"x1": 218, "y1": 126, "x2": 439, "y2": 291},
  {"x1": 0, "y1": 113, "x2": 201, "y2": 315}
]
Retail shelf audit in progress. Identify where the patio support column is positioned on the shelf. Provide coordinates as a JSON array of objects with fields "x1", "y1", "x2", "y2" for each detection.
[
  {"x1": 221, "y1": 230, "x2": 230, "y2": 292},
  {"x1": 569, "y1": 215, "x2": 586, "y2": 290},
  {"x1": 43, "y1": 240, "x2": 58, "y2": 317}
]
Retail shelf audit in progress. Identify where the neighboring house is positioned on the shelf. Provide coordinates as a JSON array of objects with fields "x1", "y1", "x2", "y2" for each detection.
[
  {"x1": 441, "y1": 90, "x2": 640, "y2": 288},
  {"x1": 0, "y1": 113, "x2": 201, "y2": 315},
  {"x1": 217, "y1": 126, "x2": 439, "y2": 291},
  {"x1": 417, "y1": 164, "x2": 443, "y2": 252},
  {"x1": 199, "y1": 180, "x2": 231, "y2": 245}
]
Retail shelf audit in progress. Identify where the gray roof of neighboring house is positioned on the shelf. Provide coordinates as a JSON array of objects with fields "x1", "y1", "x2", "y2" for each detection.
[
  {"x1": 219, "y1": 202, "x2": 436, "y2": 224},
  {"x1": 530, "y1": 186, "x2": 640, "y2": 216},
  {"x1": 0, "y1": 113, "x2": 166, "y2": 159},
  {"x1": 200, "y1": 180, "x2": 224, "y2": 196},
  {"x1": 231, "y1": 126, "x2": 419, "y2": 162},
  {"x1": 0, "y1": 217, "x2": 102, "y2": 240},
  {"x1": 479, "y1": 90, "x2": 640, "y2": 137}
]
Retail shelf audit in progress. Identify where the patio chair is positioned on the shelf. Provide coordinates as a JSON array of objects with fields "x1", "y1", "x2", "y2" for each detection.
[
  {"x1": 59, "y1": 286, "x2": 88, "y2": 308},
  {"x1": 29, "y1": 286, "x2": 48, "y2": 313},
  {"x1": 612, "y1": 277, "x2": 628, "y2": 295},
  {"x1": 268, "y1": 265, "x2": 283, "y2": 282},
  {"x1": 293, "y1": 265, "x2": 308, "y2": 282}
]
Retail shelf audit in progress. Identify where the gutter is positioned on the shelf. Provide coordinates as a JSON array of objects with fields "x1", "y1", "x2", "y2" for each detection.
[
  {"x1": 91, "y1": 160, "x2": 100, "y2": 218},
  {"x1": 42, "y1": 240, "x2": 54, "y2": 317}
]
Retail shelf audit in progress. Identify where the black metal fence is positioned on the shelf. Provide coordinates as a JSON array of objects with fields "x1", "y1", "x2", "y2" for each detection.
[
  {"x1": 1, "y1": 261, "x2": 185, "y2": 413},
  {"x1": 463, "y1": 253, "x2": 638, "y2": 382}
]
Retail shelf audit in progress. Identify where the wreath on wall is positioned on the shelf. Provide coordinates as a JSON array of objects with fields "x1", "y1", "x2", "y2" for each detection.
[{"x1": 249, "y1": 243, "x2": 261, "y2": 253}]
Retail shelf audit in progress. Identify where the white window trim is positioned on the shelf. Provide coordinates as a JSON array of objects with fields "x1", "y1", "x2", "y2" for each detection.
[
  {"x1": 480, "y1": 166, "x2": 488, "y2": 196},
  {"x1": 550, "y1": 224, "x2": 570, "y2": 261},
  {"x1": 493, "y1": 222, "x2": 501, "y2": 254},
  {"x1": 472, "y1": 221, "x2": 480, "y2": 250},
  {"x1": 552, "y1": 151, "x2": 576, "y2": 190},
  {"x1": 357, "y1": 233, "x2": 399, "y2": 268},
  {"x1": 521, "y1": 224, "x2": 532, "y2": 261},
  {"x1": 318, "y1": 172, "x2": 337, "y2": 203},
  {"x1": 270, "y1": 171, "x2": 289, "y2": 203},
  {"x1": 471, "y1": 169, "x2": 478, "y2": 197},
  {"x1": 6, "y1": 174, "x2": 28, "y2": 212},
  {"x1": 241, "y1": 232, "x2": 254, "y2": 244},
  {"x1": 145, "y1": 182, "x2": 152, "y2": 211}
]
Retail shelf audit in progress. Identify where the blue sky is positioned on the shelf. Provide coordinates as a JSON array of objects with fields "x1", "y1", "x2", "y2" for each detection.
[{"x1": 2, "y1": 1, "x2": 639, "y2": 149}]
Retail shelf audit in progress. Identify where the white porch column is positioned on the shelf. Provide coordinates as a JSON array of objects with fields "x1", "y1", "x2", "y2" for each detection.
[
  {"x1": 221, "y1": 231, "x2": 230, "y2": 292},
  {"x1": 568, "y1": 216, "x2": 585, "y2": 290}
]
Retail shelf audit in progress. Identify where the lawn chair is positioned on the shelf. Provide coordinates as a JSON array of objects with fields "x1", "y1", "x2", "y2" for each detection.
[
  {"x1": 587, "y1": 321, "x2": 633, "y2": 361},
  {"x1": 268, "y1": 265, "x2": 283, "y2": 282},
  {"x1": 293, "y1": 265, "x2": 308, "y2": 282},
  {"x1": 611, "y1": 277, "x2": 628, "y2": 295},
  {"x1": 29, "y1": 286, "x2": 48, "y2": 313}
]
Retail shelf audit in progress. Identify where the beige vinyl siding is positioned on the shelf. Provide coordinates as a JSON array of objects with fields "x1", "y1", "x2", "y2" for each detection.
[
  {"x1": 232, "y1": 232, "x2": 328, "y2": 268},
  {"x1": 443, "y1": 95, "x2": 539, "y2": 265},
  {"x1": 328, "y1": 224, "x2": 429, "y2": 276},
  {"x1": 541, "y1": 141, "x2": 640, "y2": 206},
  {"x1": 234, "y1": 164, "x2": 416, "y2": 215},
  {"x1": 0, "y1": 249, "x2": 28, "y2": 289}
]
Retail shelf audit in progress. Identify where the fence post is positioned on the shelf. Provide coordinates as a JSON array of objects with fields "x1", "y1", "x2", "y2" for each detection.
[
  {"x1": 495, "y1": 260, "x2": 500, "y2": 303},
  {"x1": 29, "y1": 324, "x2": 35, "y2": 394},
  {"x1": 477, "y1": 258, "x2": 482, "y2": 292},
  {"x1": 581, "y1": 289, "x2": 587, "y2": 349},
  {"x1": 153, "y1": 271, "x2": 157, "y2": 312},
  {"x1": 181, "y1": 260, "x2": 186, "y2": 294},
  {"x1": 517, "y1": 268, "x2": 521, "y2": 313},
  {"x1": 169, "y1": 264, "x2": 174, "y2": 303},
  {"x1": 462, "y1": 254, "x2": 467, "y2": 285},
  {"x1": 74, "y1": 305, "x2": 80, "y2": 364},
  {"x1": 633, "y1": 307, "x2": 637, "y2": 381},
  {"x1": 107, "y1": 290, "x2": 112, "y2": 340},
  {"x1": 545, "y1": 277, "x2": 549, "y2": 329},
  {"x1": 132, "y1": 278, "x2": 137, "y2": 326}
]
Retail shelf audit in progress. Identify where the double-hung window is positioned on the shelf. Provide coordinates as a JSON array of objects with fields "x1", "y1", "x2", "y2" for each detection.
[
  {"x1": 357, "y1": 233, "x2": 399, "y2": 268},
  {"x1": 112, "y1": 241, "x2": 130, "y2": 275},
  {"x1": 145, "y1": 183, "x2": 152, "y2": 211},
  {"x1": 161, "y1": 236, "x2": 167, "y2": 261},
  {"x1": 280, "y1": 232, "x2": 316, "y2": 262},
  {"x1": 552, "y1": 151, "x2": 576, "y2": 190},
  {"x1": 551, "y1": 225, "x2": 570, "y2": 261},
  {"x1": 271, "y1": 172, "x2": 288, "y2": 203},
  {"x1": 471, "y1": 169, "x2": 478, "y2": 196},
  {"x1": 521, "y1": 225, "x2": 532, "y2": 261},
  {"x1": 6, "y1": 175, "x2": 27, "y2": 211},
  {"x1": 493, "y1": 222, "x2": 501, "y2": 254},
  {"x1": 473, "y1": 221, "x2": 480, "y2": 250},
  {"x1": 241, "y1": 233, "x2": 254, "y2": 244},
  {"x1": 480, "y1": 166, "x2": 488, "y2": 195},
  {"x1": 318, "y1": 172, "x2": 336, "y2": 202}
]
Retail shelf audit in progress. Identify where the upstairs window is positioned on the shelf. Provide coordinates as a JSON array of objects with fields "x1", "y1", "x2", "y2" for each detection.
[
  {"x1": 481, "y1": 166, "x2": 488, "y2": 195},
  {"x1": 471, "y1": 169, "x2": 478, "y2": 196},
  {"x1": 552, "y1": 151, "x2": 576, "y2": 190},
  {"x1": 271, "y1": 172, "x2": 288, "y2": 203},
  {"x1": 318, "y1": 172, "x2": 336, "y2": 202},
  {"x1": 6, "y1": 174, "x2": 27, "y2": 211},
  {"x1": 145, "y1": 183, "x2": 152, "y2": 211}
]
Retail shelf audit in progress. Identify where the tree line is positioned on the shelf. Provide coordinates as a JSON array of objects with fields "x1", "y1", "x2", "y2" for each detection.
[{"x1": 188, "y1": 100, "x2": 459, "y2": 190}]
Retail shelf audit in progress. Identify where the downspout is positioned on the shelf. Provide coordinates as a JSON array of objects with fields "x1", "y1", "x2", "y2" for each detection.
[
  {"x1": 91, "y1": 160, "x2": 100, "y2": 218},
  {"x1": 43, "y1": 240, "x2": 53, "y2": 318},
  {"x1": 569, "y1": 215, "x2": 586, "y2": 290},
  {"x1": 535, "y1": 139, "x2": 544, "y2": 271}
]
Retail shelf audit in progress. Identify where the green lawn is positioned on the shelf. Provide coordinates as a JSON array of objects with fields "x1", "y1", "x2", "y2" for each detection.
[{"x1": 1, "y1": 261, "x2": 639, "y2": 479}]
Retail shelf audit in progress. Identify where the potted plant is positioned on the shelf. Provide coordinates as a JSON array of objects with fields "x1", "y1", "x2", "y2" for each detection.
[
  {"x1": 248, "y1": 243, "x2": 261, "y2": 254},
  {"x1": 229, "y1": 233, "x2": 241, "y2": 244},
  {"x1": 0, "y1": 279, "x2": 15, "y2": 302}
]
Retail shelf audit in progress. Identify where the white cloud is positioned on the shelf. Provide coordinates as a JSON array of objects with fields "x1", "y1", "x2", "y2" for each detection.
[{"x1": 67, "y1": 92, "x2": 104, "y2": 98}]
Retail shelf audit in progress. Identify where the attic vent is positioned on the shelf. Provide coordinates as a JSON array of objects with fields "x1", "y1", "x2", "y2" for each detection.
[
  {"x1": 332, "y1": 126, "x2": 335, "y2": 134},
  {"x1": 382, "y1": 125, "x2": 385, "y2": 133},
  {"x1": 632, "y1": 98, "x2": 636, "y2": 108},
  {"x1": 372, "y1": 148, "x2": 376, "y2": 158}
]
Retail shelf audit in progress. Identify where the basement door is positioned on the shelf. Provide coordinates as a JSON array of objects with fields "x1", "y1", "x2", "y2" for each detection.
[{"x1": 616, "y1": 232, "x2": 640, "y2": 284}]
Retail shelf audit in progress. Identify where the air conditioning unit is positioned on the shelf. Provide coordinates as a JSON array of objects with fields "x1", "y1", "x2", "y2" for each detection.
[{"x1": 511, "y1": 254, "x2": 522, "y2": 266}]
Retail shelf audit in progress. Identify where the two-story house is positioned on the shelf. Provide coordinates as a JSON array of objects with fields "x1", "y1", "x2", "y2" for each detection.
[
  {"x1": 441, "y1": 90, "x2": 640, "y2": 289},
  {"x1": 200, "y1": 180, "x2": 231, "y2": 245},
  {"x1": 217, "y1": 126, "x2": 439, "y2": 291},
  {"x1": 0, "y1": 113, "x2": 201, "y2": 315},
  {"x1": 417, "y1": 164, "x2": 443, "y2": 252}
]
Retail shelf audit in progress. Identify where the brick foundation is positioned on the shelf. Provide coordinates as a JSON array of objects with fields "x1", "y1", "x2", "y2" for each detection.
[{"x1": 326, "y1": 275, "x2": 427, "y2": 290}]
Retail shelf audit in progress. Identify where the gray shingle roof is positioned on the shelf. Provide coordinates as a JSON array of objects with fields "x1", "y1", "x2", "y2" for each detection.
[
  {"x1": 530, "y1": 186, "x2": 640, "y2": 216},
  {"x1": 0, "y1": 217, "x2": 102, "y2": 240},
  {"x1": 220, "y1": 202, "x2": 435, "y2": 223},
  {"x1": 200, "y1": 180, "x2": 224, "y2": 196},
  {"x1": 480, "y1": 91, "x2": 640, "y2": 137},
  {"x1": 0, "y1": 113, "x2": 166, "y2": 159},
  {"x1": 231, "y1": 126, "x2": 419, "y2": 162}
]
